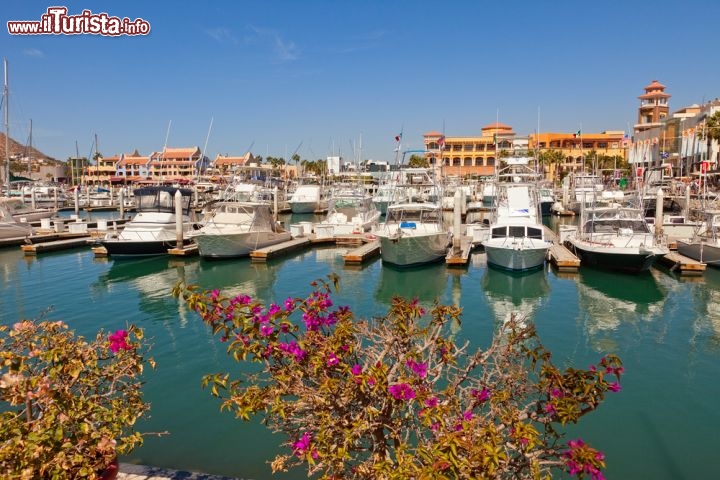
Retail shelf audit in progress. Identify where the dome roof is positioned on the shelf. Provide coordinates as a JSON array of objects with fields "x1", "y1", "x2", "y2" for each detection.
[{"x1": 481, "y1": 122, "x2": 513, "y2": 132}]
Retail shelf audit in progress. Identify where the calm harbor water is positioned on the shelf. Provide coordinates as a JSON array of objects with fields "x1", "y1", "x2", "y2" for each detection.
[{"x1": 1, "y1": 213, "x2": 719, "y2": 479}]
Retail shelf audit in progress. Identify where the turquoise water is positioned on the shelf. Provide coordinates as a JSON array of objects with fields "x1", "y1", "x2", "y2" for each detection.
[{"x1": 1, "y1": 214, "x2": 719, "y2": 479}]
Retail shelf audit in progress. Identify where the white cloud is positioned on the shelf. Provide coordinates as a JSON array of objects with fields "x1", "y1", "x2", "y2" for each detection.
[
  {"x1": 23, "y1": 48, "x2": 45, "y2": 58},
  {"x1": 248, "y1": 25, "x2": 299, "y2": 62},
  {"x1": 205, "y1": 27, "x2": 238, "y2": 45}
]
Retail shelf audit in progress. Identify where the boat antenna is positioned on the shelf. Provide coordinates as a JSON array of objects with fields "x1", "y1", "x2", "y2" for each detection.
[
  {"x1": 199, "y1": 116, "x2": 213, "y2": 181},
  {"x1": 160, "y1": 120, "x2": 171, "y2": 184},
  {"x1": 393, "y1": 124, "x2": 403, "y2": 167},
  {"x1": 4, "y1": 58, "x2": 10, "y2": 196}
]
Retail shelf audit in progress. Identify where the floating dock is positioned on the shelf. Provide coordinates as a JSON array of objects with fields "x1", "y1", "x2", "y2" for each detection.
[
  {"x1": 658, "y1": 251, "x2": 706, "y2": 276},
  {"x1": 21, "y1": 235, "x2": 93, "y2": 256},
  {"x1": 168, "y1": 244, "x2": 199, "y2": 257},
  {"x1": 446, "y1": 236, "x2": 473, "y2": 266},
  {"x1": 547, "y1": 243, "x2": 581, "y2": 272},
  {"x1": 250, "y1": 237, "x2": 312, "y2": 262},
  {"x1": 343, "y1": 240, "x2": 380, "y2": 265}
]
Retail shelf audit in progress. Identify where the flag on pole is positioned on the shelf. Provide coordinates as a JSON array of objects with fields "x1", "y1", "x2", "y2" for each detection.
[
  {"x1": 395, "y1": 133, "x2": 402, "y2": 142},
  {"x1": 437, "y1": 135, "x2": 446, "y2": 150},
  {"x1": 573, "y1": 129, "x2": 581, "y2": 138}
]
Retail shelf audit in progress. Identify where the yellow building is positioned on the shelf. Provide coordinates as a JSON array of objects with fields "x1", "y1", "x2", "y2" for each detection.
[
  {"x1": 529, "y1": 131, "x2": 626, "y2": 181},
  {"x1": 423, "y1": 122, "x2": 516, "y2": 177},
  {"x1": 423, "y1": 122, "x2": 626, "y2": 180}
]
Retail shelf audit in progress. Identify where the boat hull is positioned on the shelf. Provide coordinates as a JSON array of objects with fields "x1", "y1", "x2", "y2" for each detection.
[
  {"x1": 100, "y1": 238, "x2": 193, "y2": 257},
  {"x1": 565, "y1": 239, "x2": 664, "y2": 273},
  {"x1": 483, "y1": 238, "x2": 550, "y2": 271},
  {"x1": 377, "y1": 231, "x2": 451, "y2": 267},
  {"x1": 676, "y1": 239, "x2": 720, "y2": 267},
  {"x1": 289, "y1": 201, "x2": 318, "y2": 214},
  {"x1": 193, "y1": 231, "x2": 292, "y2": 258}
]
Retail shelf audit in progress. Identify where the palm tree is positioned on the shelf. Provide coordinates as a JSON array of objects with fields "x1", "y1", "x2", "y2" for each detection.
[{"x1": 703, "y1": 110, "x2": 720, "y2": 165}]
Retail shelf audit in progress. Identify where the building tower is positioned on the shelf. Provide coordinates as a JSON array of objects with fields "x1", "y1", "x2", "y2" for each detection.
[{"x1": 634, "y1": 80, "x2": 670, "y2": 135}]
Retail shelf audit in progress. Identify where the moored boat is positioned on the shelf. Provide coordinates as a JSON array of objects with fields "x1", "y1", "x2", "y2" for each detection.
[
  {"x1": 676, "y1": 210, "x2": 720, "y2": 267},
  {"x1": 482, "y1": 157, "x2": 552, "y2": 272},
  {"x1": 374, "y1": 202, "x2": 451, "y2": 267},
  {"x1": 100, "y1": 186, "x2": 197, "y2": 257},
  {"x1": 564, "y1": 204, "x2": 669, "y2": 273},
  {"x1": 190, "y1": 201, "x2": 291, "y2": 258}
]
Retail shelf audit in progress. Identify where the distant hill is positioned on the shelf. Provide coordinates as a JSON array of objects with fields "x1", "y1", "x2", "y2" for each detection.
[{"x1": 0, "y1": 132, "x2": 57, "y2": 164}]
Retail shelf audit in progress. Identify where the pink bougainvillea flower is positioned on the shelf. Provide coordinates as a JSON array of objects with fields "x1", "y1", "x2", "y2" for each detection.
[
  {"x1": 108, "y1": 330, "x2": 131, "y2": 353},
  {"x1": 268, "y1": 303, "x2": 281, "y2": 316},
  {"x1": 607, "y1": 382, "x2": 622, "y2": 392},
  {"x1": 472, "y1": 387, "x2": 491, "y2": 402},
  {"x1": 388, "y1": 383, "x2": 416, "y2": 401},
  {"x1": 351, "y1": 364, "x2": 362, "y2": 376},
  {"x1": 424, "y1": 396, "x2": 438, "y2": 408},
  {"x1": 406, "y1": 359, "x2": 428, "y2": 378},
  {"x1": 327, "y1": 352, "x2": 339, "y2": 367},
  {"x1": 260, "y1": 324, "x2": 274, "y2": 337},
  {"x1": 292, "y1": 432, "x2": 312, "y2": 457}
]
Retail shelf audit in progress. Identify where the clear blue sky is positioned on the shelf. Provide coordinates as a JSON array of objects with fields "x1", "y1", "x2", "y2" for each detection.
[{"x1": 3, "y1": 0, "x2": 720, "y2": 164}]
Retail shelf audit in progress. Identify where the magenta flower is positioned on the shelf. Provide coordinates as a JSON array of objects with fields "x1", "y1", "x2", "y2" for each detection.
[
  {"x1": 260, "y1": 324, "x2": 274, "y2": 337},
  {"x1": 268, "y1": 303, "x2": 281, "y2": 316},
  {"x1": 210, "y1": 289, "x2": 220, "y2": 300},
  {"x1": 462, "y1": 410, "x2": 473, "y2": 421},
  {"x1": 327, "y1": 352, "x2": 339, "y2": 367},
  {"x1": 607, "y1": 382, "x2": 622, "y2": 392},
  {"x1": 278, "y1": 341, "x2": 307, "y2": 362},
  {"x1": 388, "y1": 383, "x2": 416, "y2": 401},
  {"x1": 424, "y1": 396, "x2": 438, "y2": 408},
  {"x1": 406, "y1": 359, "x2": 428, "y2": 378},
  {"x1": 108, "y1": 330, "x2": 131, "y2": 353},
  {"x1": 472, "y1": 387, "x2": 491, "y2": 402},
  {"x1": 351, "y1": 364, "x2": 362, "y2": 376},
  {"x1": 235, "y1": 294, "x2": 252, "y2": 305},
  {"x1": 284, "y1": 297, "x2": 295, "y2": 311},
  {"x1": 549, "y1": 387, "x2": 564, "y2": 398},
  {"x1": 292, "y1": 432, "x2": 312, "y2": 457},
  {"x1": 543, "y1": 402, "x2": 556, "y2": 414}
]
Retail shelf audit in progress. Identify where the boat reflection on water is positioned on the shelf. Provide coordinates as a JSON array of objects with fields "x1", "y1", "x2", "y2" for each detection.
[
  {"x1": 481, "y1": 265, "x2": 550, "y2": 325},
  {"x1": 576, "y1": 267, "x2": 665, "y2": 351},
  {"x1": 375, "y1": 262, "x2": 448, "y2": 307},
  {"x1": 94, "y1": 256, "x2": 279, "y2": 321}
]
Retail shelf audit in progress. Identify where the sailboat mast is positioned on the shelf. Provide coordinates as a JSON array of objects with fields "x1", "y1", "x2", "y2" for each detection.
[{"x1": 4, "y1": 58, "x2": 9, "y2": 196}]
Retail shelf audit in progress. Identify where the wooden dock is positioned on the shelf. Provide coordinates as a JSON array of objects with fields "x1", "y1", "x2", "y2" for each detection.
[
  {"x1": 446, "y1": 236, "x2": 473, "y2": 266},
  {"x1": 658, "y1": 251, "x2": 706, "y2": 276},
  {"x1": 21, "y1": 236, "x2": 93, "y2": 256},
  {"x1": 547, "y1": 243, "x2": 581, "y2": 272},
  {"x1": 343, "y1": 240, "x2": 380, "y2": 265},
  {"x1": 250, "y1": 237, "x2": 312, "y2": 262},
  {"x1": 168, "y1": 243, "x2": 199, "y2": 256}
]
